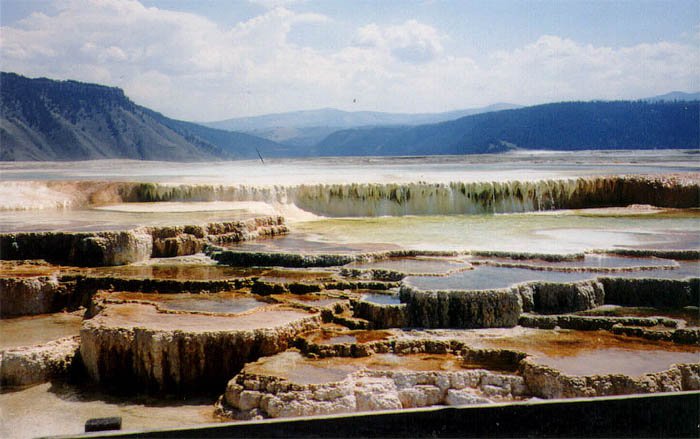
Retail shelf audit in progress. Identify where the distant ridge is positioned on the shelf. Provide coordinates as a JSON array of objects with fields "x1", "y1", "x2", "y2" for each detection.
[
  {"x1": 203, "y1": 104, "x2": 521, "y2": 145},
  {"x1": 314, "y1": 100, "x2": 699, "y2": 156},
  {"x1": 205, "y1": 104, "x2": 521, "y2": 130},
  {"x1": 1, "y1": 72, "x2": 697, "y2": 161},
  {"x1": 643, "y1": 91, "x2": 700, "y2": 102},
  {"x1": 0, "y1": 72, "x2": 284, "y2": 161}
]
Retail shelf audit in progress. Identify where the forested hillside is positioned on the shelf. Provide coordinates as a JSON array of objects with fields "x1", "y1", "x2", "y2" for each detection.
[
  {"x1": 0, "y1": 73, "x2": 282, "y2": 161},
  {"x1": 315, "y1": 101, "x2": 699, "y2": 156}
]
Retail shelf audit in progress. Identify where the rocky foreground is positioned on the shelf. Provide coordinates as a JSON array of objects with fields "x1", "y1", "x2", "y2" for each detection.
[
  {"x1": 1, "y1": 211, "x2": 699, "y2": 427},
  {"x1": 0, "y1": 216, "x2": 287, "y2": 266}
]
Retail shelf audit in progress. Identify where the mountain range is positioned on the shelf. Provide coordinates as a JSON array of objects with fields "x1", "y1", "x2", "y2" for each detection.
[
  {"x1": 314, "y1": 100, "x2": 699, "y2": 156},
  {"x1": 203, "y1": 104, "x2": 521, "y2": 146},
  {"x1": 0, "y1": 72, "x2": 697, "y2": 161},
  {"x1": 643, "y1": 91, "x2": 700, "y2": 102}
]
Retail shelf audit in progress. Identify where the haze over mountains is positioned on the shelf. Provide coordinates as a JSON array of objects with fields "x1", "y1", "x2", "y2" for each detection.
[
  {"x1": 315, "y1": 101, "x2": 699, "y2": 156},
  {"x1": 643, "y1": 91, "x2": 700, "y2": 102},
  {"x1": 204, "y1": 104, "x2": 521, "y2": 146},
  {"x1": 1, "y1": 72, "x2": 698, "y2": 161}
]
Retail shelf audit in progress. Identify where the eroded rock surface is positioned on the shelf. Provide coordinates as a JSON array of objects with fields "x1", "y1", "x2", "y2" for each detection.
[
  {"x1": 351, "y1": 299, "x2": 408, "y2": 329},
  {"x1": 211, "y1": 250, "x2": 355, "y2": 268},
  {"x1": 519, "y1": 314, "x2": 679, "y2": 331},
  {"x1": 0, "y1": 336, "x2": 80, "y2": 387},
  {"x1": 528, "y1": 280, "x2": 605, "y2": 314},
  {"x1": 80, "y1": 302, "x2": 321, "y2": 393},
  {"x1": 2, "y1": 173, "x2": 699, "y2": 436},
  {"x1": 0, "y1": 235, "x2": 696, "y2": 426},
  {"x1": 219, "y1": 333, "x2": 700, "y2": 421},
  {"x1": 0, "y1": 276, "x2": 71, "y2": 317},
  {"x1": 151, "y1": 217, "x2": 287, "y2": 258},
  {"x1": 0, "y1": 217, "x2": 287, "y2": 266},
  {"x1": 601, "y1": 277, "x2": 700, "y2": 308},
  {"x1": 400, "y1": 285, "x2": 522, "y2": 328},
  {"x1": 0, "y1": 230, "x2": 153, "y2": 266},
  {"x1": 522, "y1": 358, "x2": 700, "y2": 399},
  {"x1": 219, "y1": 351, "x2": 526, "y2": 420}
]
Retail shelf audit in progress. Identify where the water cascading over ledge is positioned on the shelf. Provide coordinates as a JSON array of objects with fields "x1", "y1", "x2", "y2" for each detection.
[
  {"x1": 117, "y1": 175, "x2": 700, "y2": 216},
  {"x1": 1, "y1": 175, "x2": 696, "y2": 215}
]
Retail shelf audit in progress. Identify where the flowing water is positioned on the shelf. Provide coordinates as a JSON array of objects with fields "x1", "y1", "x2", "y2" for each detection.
[{"x1": 1, "y1": 153, "x2": 698, "y2": 255}]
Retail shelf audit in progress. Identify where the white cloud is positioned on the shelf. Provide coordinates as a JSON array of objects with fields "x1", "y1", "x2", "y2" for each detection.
[
  {"x1": 247, "y1": 0, "x2": 306, "y2": 9},
  {"x1": 0, "y1": 0, "x2": 697, "y2": 121},
  {"x1": 354, "y1": 20, "x2": 444, "y2": 63},
  {"x1": 488, "y1": 35, "x2": 699, "y2": 103}
]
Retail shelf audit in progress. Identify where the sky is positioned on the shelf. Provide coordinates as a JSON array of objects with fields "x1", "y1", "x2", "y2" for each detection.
[{"x1": 0, "y1": 0, "x2": 698, "y2": 122}]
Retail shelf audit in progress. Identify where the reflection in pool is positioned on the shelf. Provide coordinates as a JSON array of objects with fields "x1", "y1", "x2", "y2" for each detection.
[
  {"x1": 436, "y1": 328, "x2": 700, "y2": 376},
  {"x1": 107, "y1": 291, "x2": 265, "y2": 314},
  {"x1": 404, "y1": 266, "x2": 595, "y2": 291},
  {"x1": 292, "y1": 210, "x2": 700, "y2": 253},
  {"x1": 361, "y1": 292, "x2": 402, "y2": 305},
  {"x1": 0, "y1": 313, "x2": 83, "y2": 350}
]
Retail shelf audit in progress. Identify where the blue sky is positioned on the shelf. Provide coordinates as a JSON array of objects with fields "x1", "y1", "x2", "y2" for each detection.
[{"x1": 1, "y1": 0, "x2": 698, "y2": 121}]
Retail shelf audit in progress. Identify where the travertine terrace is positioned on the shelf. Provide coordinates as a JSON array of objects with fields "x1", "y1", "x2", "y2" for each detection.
[{"x1": 1, "y1": 167, "x2": 699, "y2": 436}]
